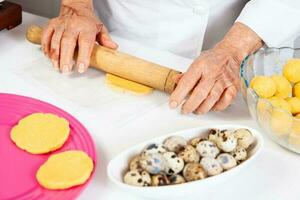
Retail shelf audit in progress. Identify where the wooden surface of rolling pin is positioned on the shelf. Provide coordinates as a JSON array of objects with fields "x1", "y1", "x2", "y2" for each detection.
[{"x1": 26, "y1": 25, "x2": 181, "y2": 93}]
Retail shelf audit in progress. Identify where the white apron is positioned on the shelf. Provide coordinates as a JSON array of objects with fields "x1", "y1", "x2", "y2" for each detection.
[{"x1": 94, "y1": 0, "x2": 210, "y2": 59}]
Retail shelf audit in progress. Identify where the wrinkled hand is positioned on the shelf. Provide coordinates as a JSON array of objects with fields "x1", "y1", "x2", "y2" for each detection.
[
  {"x1": 169, "y1": 46, "x2": 241, "y2": 115},
  {"x1": 41, "y1": 0, "x2": 118, "y2": 73},
  {"x1": 169, "y1": 22, "x2": 263, "y2": 115}
]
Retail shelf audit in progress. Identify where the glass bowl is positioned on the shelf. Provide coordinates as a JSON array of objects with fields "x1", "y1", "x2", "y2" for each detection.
[{"x1": 240, "y1": 47, "x2": 300, "y2": 154}]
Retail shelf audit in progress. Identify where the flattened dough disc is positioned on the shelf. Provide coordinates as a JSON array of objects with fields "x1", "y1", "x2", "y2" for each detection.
[
  {"x1": 36, "y1": 150, "x2": 94, "y2": 190},
  {"x1": 106, "y1": 73, "x2": 153, "y2": 95},
  {"x1": 10, "y1": 113, "x2": 70, "y2": 154}
]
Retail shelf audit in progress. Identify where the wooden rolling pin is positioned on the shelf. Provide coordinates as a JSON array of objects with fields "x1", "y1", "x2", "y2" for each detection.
[{"x1": 26, "y1": 25, "x2": 181, "y2": 94}]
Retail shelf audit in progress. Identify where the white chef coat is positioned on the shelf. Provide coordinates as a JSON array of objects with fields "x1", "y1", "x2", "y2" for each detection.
[{"x1": 94, "y1": 0, "x2": 300, "y2": 59}]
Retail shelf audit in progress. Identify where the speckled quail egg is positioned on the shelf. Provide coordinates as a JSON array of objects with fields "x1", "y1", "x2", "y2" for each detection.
[
  {"x1": 216, "y1": 153, "x2": 237, "y2": 170},
  {"x1": 189, "y1": 136, "x2": 205, "y2": 147},
  {"x1": 168, "y1": 174, "x2": 186, "y2": 185},
  {"x1": 178, "y1": 145, "x2": 200, "y2": 163},
  {"x1": 129, "y1": 155, "x2": 143, "y2": 171},
  {"x1": 163, "y1": 136, "x2": 187, "y2": 153},
  {"x1": 140, "y1": 153, "x2": 168, "y2": 174},
  {"x1": 231, "y1": 146, "x2": 247, "y2": 163},
  {"x1": 151, "y1": 174, "x2": 170, "y2": 186},
  {"x1": 196, "y1": 140, "x2": 220, "y2": 158},
  {"x1": 200, "y1": 157, "x2": 223, "y2": 176},
  {"x1": 123, "y1": 170, "x2": 151, "y2": 187},
  {"x1": 183, "y1": 163, "x2": 207, "y2": 182},
  {"x1": 216, "y1": 130, "x2": 237, "y2": 152},
  {"x1": 208, "y1": 128, "x2": 221, "y2": 143},
  {"x1": 163, "y1": 152, "x2": 184, "y2": 175},
  {"x1": 142, "y1": 143, "x2": 167, "y2": 156},
  {"x1": 234, "y1": 129, "x2": 255, "y2": 149}
]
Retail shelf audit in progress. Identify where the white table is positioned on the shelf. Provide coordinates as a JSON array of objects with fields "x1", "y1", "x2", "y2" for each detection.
[{"x1": 1, "y1": 12, "x2": 299, "y2": 200}]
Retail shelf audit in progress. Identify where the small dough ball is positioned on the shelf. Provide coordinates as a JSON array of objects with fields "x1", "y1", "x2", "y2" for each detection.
[
  {"x1": 283, "y1": 59, "x2": 300, "y2": 83},
  {"x1": 286, "y1": 97, "x2": 300, "y2": 115},
  {"x1": 231, "y1": 147, "x2": 247, "y2": 163},
  {"x1": 178, "y1": 145, "x2": 200, "y2": 163},
  {"x1": 142, "y1": 143, "x2": 167, "y2": 156},
  {"x1": 36, "y1": 150, "x2": 94, "y2": 190},
  {"x1": 270, "y1": 108, "x2": 293, "y2": 136},
  {"x1": 291, "y1": 116, "x2": 300, "y2": 136},
  {"x1": 234, "y1": 129, "x2": 255, "y2": 149},
  {"x1": 183, "y1": 163, "x2": 207, "y2": 182},
  {"x1": 151, "y1": 174, "x2": 170, "y2": 186},
  {"x1": 140, "y1": 153, "x2": 167, "y2": 174},
  {"x1": 271, "y1": 75, "x2": 292, "y2": 98},
  {"x1": 293, "y1": 82, "x2": 300, "y2": 98},
  {"x1": 250, "y1": 76, "x2": 276, "y2": 98},
  {"x1": 208, "y1": 128, "x2": 221, "y2": 143},
  {"x1": 163, "y1": 136, "x2": 187, "y2": 153},
  {"x1": 268, "y1": 97, "x2": 291, "y2": 113},
  {"x1": 256, "y1": 98, "x2": 272, "y2": 127},
  {"x1": 168, "y1": 174, "x2": 186, "y2": 185},
  {"x1": 200, "y1": 157, "x2": 223, "y2": 176},
  {"x1": 163, "y1": 152, "x2": 184, "y2": 175},
  {"x1": 196, "y1": 140, "x2": 220, "y2": 158},
  {"x1": 217, "y1": 153, "x2": 237, "y2": 170},
  {"x1": 124, "y1": 170, "x2": 151, "y2": 187},
  {"x1": 216, "y1": 130, "x2": 237, "y2": 152},
  {"x1": 11, "y1": 113, "x2": 70, "y2": 154},
  {"x1": 129, "y1": 155, "x2": 143, "y2": 171}
]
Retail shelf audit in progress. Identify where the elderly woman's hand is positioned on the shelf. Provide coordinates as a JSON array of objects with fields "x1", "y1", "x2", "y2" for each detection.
[
  {"x1": 41, "y1": 0, "x2": 117, "y2": 73},
  {"x1": 169, "y1": 23, "x2": 263, "y2": 114}
]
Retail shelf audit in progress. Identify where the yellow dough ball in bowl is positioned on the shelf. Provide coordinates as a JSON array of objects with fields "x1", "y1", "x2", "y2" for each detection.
[
  {"x1": 286, "y1": 97, "x2": 300, "y2": 115},
  {"x1": 293, "y1": 82, "x2": 300, "y2": 98},
  {"x1": 270, "y1": 108, "x2": 293, "y2": 136},
  {"x1": 283, "y1": 59, "x2": 300, "y2": 83},
  {"x1": 291, "y1": 115, "x2": 300, "y2": 135},
  {"x1": 271, "y1": 75, "x2": 292, "y2": 98},
  {"x1": 36, "y1": 150, "x2": 94, "y2": 190},
  {"x1": 250, "y1": 76, "x2": 276, "y2": 98},
  {"x1": 10, "y1": 113, "x2": 70, "y2": 154},
  {"x1": 256, "y1": 98, "x2": 272, "y2": 130},
  {"x1": 267, "y1": 97, "x2": 292, "y2": 113}
]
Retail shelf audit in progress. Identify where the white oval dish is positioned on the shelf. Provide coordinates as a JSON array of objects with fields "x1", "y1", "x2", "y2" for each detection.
[{"x1": 107, "y1": 124, "x2": 264, "y2": 199}]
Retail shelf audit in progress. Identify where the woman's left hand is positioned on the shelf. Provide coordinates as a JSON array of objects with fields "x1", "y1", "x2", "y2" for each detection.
[
  {"x1": 169, "y1": 45, "x2": 241, "y2": 115},
  {"x1": 169, "y1": 22, "x2": 263, "y2": 115}
]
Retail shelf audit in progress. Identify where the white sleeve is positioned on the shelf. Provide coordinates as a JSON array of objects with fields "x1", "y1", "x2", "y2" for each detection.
[{"x1": 236, "y1": 0, "x2": 300, "y2": 47}]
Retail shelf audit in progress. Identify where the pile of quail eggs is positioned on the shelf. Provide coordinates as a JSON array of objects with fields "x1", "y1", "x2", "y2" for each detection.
[{"x1": 123, "y1": 128, "x2": 255, "y2": 187}]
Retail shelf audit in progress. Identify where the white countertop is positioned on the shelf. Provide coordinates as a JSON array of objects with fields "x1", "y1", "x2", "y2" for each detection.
[{"x1": 0, "y1": 12, "x2": 300, "y2": 200}]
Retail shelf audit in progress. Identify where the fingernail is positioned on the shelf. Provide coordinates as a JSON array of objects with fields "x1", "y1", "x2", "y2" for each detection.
[
  {"x1": 169, "y1": 101, "x2": 178, "y2": 109},
  {"x1": 181, "y1": 109, "x2": 188, "y2": 115},
  {"x1": 78, "y1": 63, "x2": 85, "y2": 73},
  {"x1": 62, "y1": 65, "x2": 70, "y2": 73},
  {"x1": 53, "y1": 61, "x2": 59, "y2": 70}
]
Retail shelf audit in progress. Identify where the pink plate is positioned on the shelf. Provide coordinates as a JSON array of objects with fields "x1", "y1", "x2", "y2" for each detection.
[{"x1": 0, "y1": 93, "x2": 97, "y2": 200}]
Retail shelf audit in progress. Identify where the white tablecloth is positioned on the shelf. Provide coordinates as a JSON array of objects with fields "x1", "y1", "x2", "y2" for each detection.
[{"x1": 0, "y1": 12, "x2": 299, "y2": 200}]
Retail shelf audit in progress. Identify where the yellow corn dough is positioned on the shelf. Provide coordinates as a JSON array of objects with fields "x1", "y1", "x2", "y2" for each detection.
[
  {"x1": 271, "y1": 75, "x2": 292, "y2": 98},
  {"x1": 106, "y1": 73, "x2": 153, "y2": 95},
  {"x1": 283, "y1": 59, "x2": 300, "y2": 83},
  {"x1": 250, "y1": 76, "x2": 276, "y2": 98},
  {"x1": 10, "y1": 113, "x2": 70, "y2": 154},
  {"x1": 36, "y1": 150, "x2": 94, "y2": 190}
]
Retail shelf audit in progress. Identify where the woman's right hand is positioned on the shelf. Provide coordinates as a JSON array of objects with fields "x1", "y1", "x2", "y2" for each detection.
[{"x1": 41, "y1": 0, "x2": 118, "y2": 73}]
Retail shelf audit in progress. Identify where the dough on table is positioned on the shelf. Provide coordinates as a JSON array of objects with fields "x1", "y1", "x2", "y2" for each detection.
[
  {"x1": 10, "y1": 113, "x2": 70, "y2": 154},
  {"x1": 36, "y1": 150, "x2": 94, "y2": 190},
  {"x1": 105, "y1": 73, "x2": 153, "y2": 95}
]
